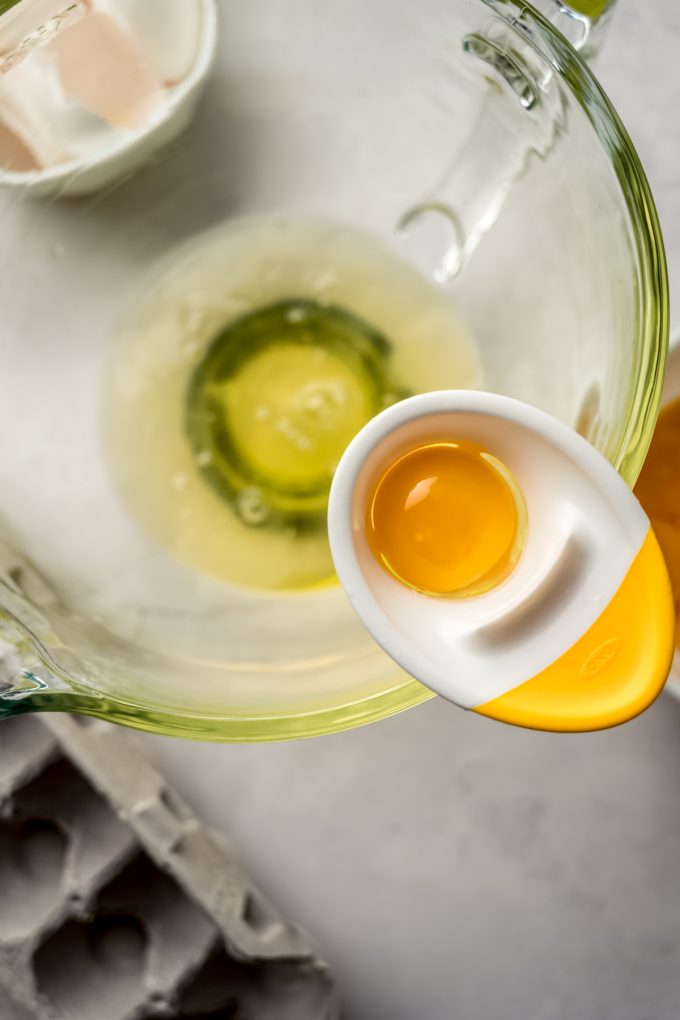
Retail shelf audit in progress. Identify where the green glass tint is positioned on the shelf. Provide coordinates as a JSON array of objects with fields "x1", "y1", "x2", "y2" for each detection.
[{"x1": 568, "y1": 0, "x2": 614, "y2": 17}]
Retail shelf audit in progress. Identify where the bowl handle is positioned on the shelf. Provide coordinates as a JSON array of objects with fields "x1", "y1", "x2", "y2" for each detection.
[
  {"x1": 0, "y1": 543, "x2": 102, "y2": 720},
  {"x1": 0, "y1": 604, "x2": 102, "y2": 720},
  {"x1": 397, "y1": 0, "x2": 617, "y2": 283}
]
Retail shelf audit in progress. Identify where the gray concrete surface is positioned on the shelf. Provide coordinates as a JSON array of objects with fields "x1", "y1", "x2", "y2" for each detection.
[
  {"x1": 143, "y1": 5, "x2": 680, "y2": 1018},
  {"x1": 149, "y1": 695, "x2": 680, "y2": 1020}
]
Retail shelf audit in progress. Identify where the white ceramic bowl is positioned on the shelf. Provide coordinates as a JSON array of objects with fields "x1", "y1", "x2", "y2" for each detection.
[{"x1": 0, "y1": 0, "x2": 217, "y2": 198}]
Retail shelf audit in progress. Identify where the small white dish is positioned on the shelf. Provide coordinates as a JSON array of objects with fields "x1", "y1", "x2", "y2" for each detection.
[{"x1": 0, "y1": 0, "x2": 217, "y2": 198}]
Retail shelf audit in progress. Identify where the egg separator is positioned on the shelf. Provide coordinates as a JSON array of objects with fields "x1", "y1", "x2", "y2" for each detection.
[{"x1": 327, "y1": 391, "x2": 675, "y2": 732}]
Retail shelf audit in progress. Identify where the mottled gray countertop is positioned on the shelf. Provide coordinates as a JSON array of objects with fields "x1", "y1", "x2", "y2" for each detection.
[{"x1": 144, "y1": 5, "x2": 680, "y2": 1018}]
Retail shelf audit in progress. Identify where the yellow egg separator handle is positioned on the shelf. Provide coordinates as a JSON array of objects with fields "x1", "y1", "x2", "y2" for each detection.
[{"x1": 328, "y1": 391, "x2": 676, "y2": 733}]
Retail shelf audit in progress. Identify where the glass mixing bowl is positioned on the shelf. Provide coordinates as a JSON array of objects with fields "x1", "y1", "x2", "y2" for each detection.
[{"x1": 0, "y1": 0, "x2": 668, "y2": 739}]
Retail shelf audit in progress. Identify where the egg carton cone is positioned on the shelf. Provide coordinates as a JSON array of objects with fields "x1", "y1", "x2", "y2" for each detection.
[{"x1": 0, "y1": 711, "x2": 340, "y2": 1019}]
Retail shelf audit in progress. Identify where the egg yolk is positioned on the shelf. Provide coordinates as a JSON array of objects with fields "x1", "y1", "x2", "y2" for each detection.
[{"x1": 366, "y1": 441, "x2": 526, "y2": 596}]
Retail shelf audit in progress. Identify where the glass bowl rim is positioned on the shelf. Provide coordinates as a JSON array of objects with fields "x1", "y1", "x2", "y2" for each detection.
[{"x1": 2, "y1": 0, "x2": 668, "y2": 741}]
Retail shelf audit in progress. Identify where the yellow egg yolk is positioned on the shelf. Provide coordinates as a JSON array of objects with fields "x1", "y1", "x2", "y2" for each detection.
[{"x1": 366, "y1": 441, "x2": 526, "y2": 596}]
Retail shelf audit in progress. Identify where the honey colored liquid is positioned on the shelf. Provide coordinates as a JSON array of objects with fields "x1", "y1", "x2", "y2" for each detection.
[
  {"x1": 635, "y1": 395, "x2": 680, "y2": 650},
  {"x1": 102, "y1": 216, "x2": 481, "y2": 592}
]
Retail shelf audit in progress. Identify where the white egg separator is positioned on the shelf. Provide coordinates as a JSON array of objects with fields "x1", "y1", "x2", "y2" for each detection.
[{"x1": 328, "y1": 391, "x2": 675, "y2": 732}]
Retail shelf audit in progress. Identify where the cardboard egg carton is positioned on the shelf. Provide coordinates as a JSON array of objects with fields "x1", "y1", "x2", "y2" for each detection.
[{"x1": 0, "y1": 712, "x2": 339, "y2": 1019}]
